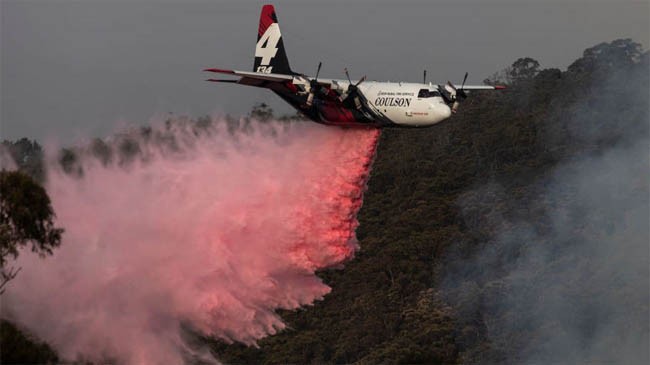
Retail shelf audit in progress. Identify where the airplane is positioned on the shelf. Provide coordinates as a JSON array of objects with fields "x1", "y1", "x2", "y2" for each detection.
[{"x1": 204, "y1": 4, "x2": 505, "y2": 128}]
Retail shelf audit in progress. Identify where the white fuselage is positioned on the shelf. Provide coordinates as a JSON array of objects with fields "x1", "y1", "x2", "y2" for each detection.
[
  {"x1": 292, "y1": 76, "x2": 454, "y2": 127},
  {"x1": 358, "y1": 81, "x2": 452, "y2": 126}
]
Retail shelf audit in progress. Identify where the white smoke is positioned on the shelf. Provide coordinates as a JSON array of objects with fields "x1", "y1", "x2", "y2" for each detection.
[{"x1": 445, "y1": 52, "x2": 649, "y2": 364}]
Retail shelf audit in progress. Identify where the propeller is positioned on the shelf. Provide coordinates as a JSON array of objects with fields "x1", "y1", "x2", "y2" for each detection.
[
  {"x1": 446, "y1": 72, "x2": 468, "y2": 98},
  {"x1": 446, "y1": 72, "x2": 469, "y2": 113},
  {"x1": 342, "y1": 68, "x2": 366, "y2": 110},
  {"x1": 306, "y1": 61, "x2": 322, "y2": 107},
  {"x1": 345, "y1": 68, "x2": 366, "y2": 89},
  {"x1": 457, "y1": 72, "x2": 468, "y2": 100},
  {"x1": 423, "y1": 70, "x2": 427, "y2": 84}
]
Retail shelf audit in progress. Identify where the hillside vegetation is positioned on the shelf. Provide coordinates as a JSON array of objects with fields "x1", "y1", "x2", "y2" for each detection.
[
  {"x1": 1, "y1": 39, "x2": 648, "y2": 364},
  {"x1": 207, "y1": 39, "x2": 649, "y2": 364}
]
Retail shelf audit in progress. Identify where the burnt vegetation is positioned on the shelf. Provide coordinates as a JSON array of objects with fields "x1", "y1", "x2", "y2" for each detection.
[{"x1": 1, "y1": 39, "x2": 648, "y2": 364}]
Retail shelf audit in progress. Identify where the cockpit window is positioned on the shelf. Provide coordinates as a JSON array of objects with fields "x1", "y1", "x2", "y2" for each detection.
[{"x1": 417, "y1": 89, "x2": 441, "y2": 98}]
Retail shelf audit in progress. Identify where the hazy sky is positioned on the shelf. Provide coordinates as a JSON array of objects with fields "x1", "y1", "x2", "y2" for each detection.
[{"x1": 1, "y1": 0, "x2": 648, "y2": 142}]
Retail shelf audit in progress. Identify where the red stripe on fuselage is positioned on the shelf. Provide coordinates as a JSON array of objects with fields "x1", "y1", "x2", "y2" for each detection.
[{"x1": 319, "y1": 102, "x2": 357, "y2": 124}]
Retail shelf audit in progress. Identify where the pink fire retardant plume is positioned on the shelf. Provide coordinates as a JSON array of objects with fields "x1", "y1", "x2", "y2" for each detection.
[{"x1": 2, "y1": 120, "x2": 380, "y2": 364}]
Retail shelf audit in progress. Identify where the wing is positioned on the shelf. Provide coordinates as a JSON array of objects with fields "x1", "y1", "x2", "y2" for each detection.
[{"x1": 451, "y1": 84, "x2": 506, "y2": 90}]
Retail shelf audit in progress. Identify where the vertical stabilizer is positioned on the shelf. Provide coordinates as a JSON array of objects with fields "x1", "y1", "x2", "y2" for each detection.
[{"x1": 254, "y1": 5, "x2": 294, "y2": 75}]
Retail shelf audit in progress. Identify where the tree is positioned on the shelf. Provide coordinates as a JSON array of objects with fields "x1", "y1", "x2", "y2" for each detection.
[
  {"x1": 0, "y1": 138, "x2": 45, "y2": 183},
  {"x1": 250, "y1": 102, "x2": 275, "y2": 121},
  {"x1": 0, "y1": 321, "x2": 58, "y2": 363},
  {"x1": 484, "y1": 57, "x2": 541, "y2": 86},
  {"x1": 568, "y1": 39, "x2": 645, "y2": 74},
  {"x1": 0, "y1": 170, "x2": 63, "y2": 294},
  {"x1": 509, "y1": 57, "x2": 541, "y2": 83},
  {"x1": 484, "y1": 67, "x2": 513, "y2": 86}
]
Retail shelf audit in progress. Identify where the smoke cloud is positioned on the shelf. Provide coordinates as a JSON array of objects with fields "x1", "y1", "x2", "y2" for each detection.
[
  {"x1": 445, "y1": 56, "x2": 649, "y2": 363},
  {"x1": 2, "y1": 119, "x2": 380, "y2": 364}
]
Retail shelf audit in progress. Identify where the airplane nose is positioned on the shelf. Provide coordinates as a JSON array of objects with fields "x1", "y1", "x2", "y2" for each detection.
[{"x1": 427, "y1": 102, "x2": 451, "y2": 125}]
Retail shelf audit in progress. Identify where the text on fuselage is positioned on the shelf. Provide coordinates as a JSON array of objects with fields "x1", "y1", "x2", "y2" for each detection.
[
  {"x1": 374, "y1": 97, "x2": 412, "y2": 107},
  {"x1": 375, "y1": 91, "x2": 413, "y2": 107}
]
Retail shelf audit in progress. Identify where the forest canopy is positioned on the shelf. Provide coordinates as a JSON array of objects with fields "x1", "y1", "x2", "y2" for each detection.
[{"x1": 1, "y1": 39, "x2": 648, "y2": 364}]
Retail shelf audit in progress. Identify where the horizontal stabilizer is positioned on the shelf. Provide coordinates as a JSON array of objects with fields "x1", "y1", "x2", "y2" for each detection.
[
  {"x1": 204, "y1": 68, "x2": 294, "y2": 83},
  {"x1": 206, "y1": 79, "x2": 238, "y2": 83}
]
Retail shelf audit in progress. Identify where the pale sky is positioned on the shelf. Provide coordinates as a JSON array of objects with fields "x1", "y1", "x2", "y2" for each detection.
[{"x1": 1, "y1": 0, "x2": 648, "y2": 142}]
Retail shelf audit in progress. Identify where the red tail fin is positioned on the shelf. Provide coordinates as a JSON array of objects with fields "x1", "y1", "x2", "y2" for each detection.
[{"x1": 258, "y1": 5, "x2": 277, "y2": 39}]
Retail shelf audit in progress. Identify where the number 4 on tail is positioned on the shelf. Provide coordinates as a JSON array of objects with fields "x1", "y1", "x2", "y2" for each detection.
[{"x1": 256, "y1": 23, "x2": 281, "y2": 66}]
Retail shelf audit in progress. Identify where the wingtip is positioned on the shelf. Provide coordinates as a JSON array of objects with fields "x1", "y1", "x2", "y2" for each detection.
[{"x1": 495, "y1": 85, "x2": 507, "y2": 90}]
